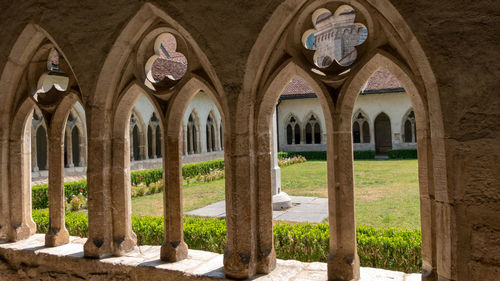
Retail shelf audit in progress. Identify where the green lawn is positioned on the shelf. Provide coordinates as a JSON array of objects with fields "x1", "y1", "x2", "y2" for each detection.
[
  {"x1": 131, "y1": 160, "x2": 420, "y2": 230},
  {"x1": 132, "y1": 180, "x2": 226, "y2": 217},
  {"x1": 281, "y1": 160, "x2": 420, "y2": 229}
]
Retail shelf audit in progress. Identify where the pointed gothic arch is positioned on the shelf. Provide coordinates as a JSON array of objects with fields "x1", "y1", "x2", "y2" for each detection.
[
  {"x1": 402, "y1": 108, "x2": 417, "y2": 143},
  {"x1": 352, "y1": 109, "x2": 371, "y2": 143},
  {"x1": 284, "y1": 113, "x2": 301, "y2": 145}
]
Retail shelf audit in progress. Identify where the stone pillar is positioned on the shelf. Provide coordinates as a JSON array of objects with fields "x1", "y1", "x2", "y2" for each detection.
[
  {"x1": 271, "y1": 110, "x2": 281, "y2": 196},
  {"x1": 271, "y1": 109, "x2": 291, "y2": 210},
  {"x1": 160, "y1": 124, "x2": 188, "y2": 262},
  {"x1": 79, "y1": 135, "x2": 86, "y2": 166},
  {"x1": 188, "y1": 125, "x2": 193, "y2": 154},
  {"x1": 207, "y1": 124, "x2": 212, "y2": 152},
  {"x1": 129, "y1": 129, "x2": 134, "y2": 161},
  {"x1": 183, "y1": 126, "x2": 188, "y2": 155},
  {"x1": 109, "y1": 121, "x2": 137, "y2": 256},
  {"x1": 45, "y1": 123, "x2": 69, "y2": 246},
  {"x1": 8, "y1": 121, "x2": 36, "y2": 241},
  {"x1": 0, "y1": 136, "x2": 10, "y2": 238},
  {"x1": 84, "y1": 109, "x2": 114, "y2": 258},
  {"x1": 31, "y1": 128, "x2": 38, "y2": 172},
  {"x1": 328, "y1": 129, "x2": 360, "y2": 281},
  {"x1": 66, "y1": 128, "x2": 74, "y2": 168},
  {"x1": 151, "y1": 126, "x2": 157, "y2": 159}
]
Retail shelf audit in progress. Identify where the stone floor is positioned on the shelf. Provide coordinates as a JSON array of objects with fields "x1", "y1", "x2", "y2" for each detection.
[
  {"x1": 187, "y1": 196, "x2": 329, "y2": 223},
  {"x1": 0, "y1": 234, "x2": 421, "y2": 280}
]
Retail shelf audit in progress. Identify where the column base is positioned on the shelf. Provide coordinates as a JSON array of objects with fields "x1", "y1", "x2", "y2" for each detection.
[
  {"x1": 223, "y1": 249, "x2": 256, "y2": 279},
  {"x1": 84, "y1": 238, "x2": 113, "y2": 259},
  {"x1": 328, "y1": 252, "x2": 360, "y2": 281},
  {"x1": 257, "y1": 247, "x2": 276, "y2": 274},
  {"x1": 272, "y1": 192, "x2": 292, "y2": 210},
  {"x1": 160, "y1": 240, "x2": 188, "y2": 262},
  {"x1": 113, "y1": 232, "x2": 137, "y2": 256},
  {"x1": 9, "y1": 221, "x2": 36, "y2": 242},
  {"x1": 45, "y1": 227, "x2": 70, "y2": 247}
]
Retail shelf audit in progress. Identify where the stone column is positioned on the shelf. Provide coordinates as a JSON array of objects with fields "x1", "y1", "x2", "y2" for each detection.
[
  {"x1": 328, "y1": 128, "x2": 360, "y2": 281},
  {"x1": 45, "y1": 123, "x2": 69, "y2": 246},
  {"x1": 271, "y1": 109, "x2": 291, "y2": 209},
  {"x1": 271, "y1": 110, "x2": 281, "y2": 196},
  {"x1": 84, "y1": 109, "x2": 114, "y2": 258},
  {"x1": 188, "y1": 125, "x2": 193, "y2": 154},
  {"x1": 31, "y1": 128, "x2": 38, "y2": 172},
  {"x1": 0, "y1": 136, "x2": 10, "y2": 238},
  {"x1": 129, "y1": 129, "x2": 134, "y2": 161},
  {"x1": 182, "y1": 126, "x2": 188, "y2": 155},
  {"x1": 160, "y1": 123, "x2": 188, "y2": 262},
  {"x1": 151, "y1": 125, "x2": 157, "y2": 159},
  {"x1": 109, "y1": 121, "x2": 137, "y2": 256},
  {"x1": 207, "y1": 124, "x2": 212, "y2": 152},
  {"x1": 66, "y1": 128, "x2": 74, "y2": 168},
  {"x1": 79, "y1": 135, "x2": 86, "y2": 166},
  {"x1": 8, "y1": 121, "x2": 36, "y2": 241}
]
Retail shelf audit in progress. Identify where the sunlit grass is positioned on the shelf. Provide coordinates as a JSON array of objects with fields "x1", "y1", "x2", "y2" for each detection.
[{"x1": 130, "y1": 160, "x2": 420, "y2": 229}]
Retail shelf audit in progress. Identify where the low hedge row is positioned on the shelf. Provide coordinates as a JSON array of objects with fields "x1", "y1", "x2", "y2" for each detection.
[
  {"x1": 388, "y1": 149, "x2": 418, "y2": 159},
  {"x1": 279, "y1": 150, "x2": 376, "y2": 160},
  {"x1": 32, "y1": 159, "x2": 226, "y2": 210},
  {"x1": 32, "y1": 209, "x2": 421, "y2": 273},
  {"x1": 32, "y1": 180, "x2": 87, "y2": 210}
]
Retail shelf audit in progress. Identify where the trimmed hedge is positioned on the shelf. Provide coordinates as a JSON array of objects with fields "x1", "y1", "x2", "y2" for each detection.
[
  {"x1": 388, "y1": 149, "x2": 418, "y2": 159},
  {"x1": 279, "y1": 150, "x2": 376, "y2": 160},
  {"x1": 32, "y1": 180, "x2": 87, "y2": 210},
  {"x1": 32, "y1": 209, "x2": 421, "y2": 273},
  {"x1": 353, "y1": 150, "x2": 376, "y2": 159},
  {"x1": 32, "y1": 159, "x2": 226, "y2": 210}
]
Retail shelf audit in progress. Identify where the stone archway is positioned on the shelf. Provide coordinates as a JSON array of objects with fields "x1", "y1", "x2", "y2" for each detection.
[{"x1": 374, "y1": 112, "x2": 392, "y2": 155}]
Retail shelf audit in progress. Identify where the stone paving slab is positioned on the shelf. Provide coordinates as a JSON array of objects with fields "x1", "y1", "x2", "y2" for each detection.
[
  {"x1": 0, "y1": 234, "x2": 421, "y2": 281},
  {"x1": 187, "y1": 196, "x2": 329, "y2": 223}
]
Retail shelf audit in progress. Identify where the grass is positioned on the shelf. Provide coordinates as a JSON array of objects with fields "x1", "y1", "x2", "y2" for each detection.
[
  {"x1": 129, "y1": 159, "x2": 420, "y2": 230},
  {"x1": 281, "y1": 160, "x2": 420, "y2": 229},
  {"x1": 131, "y1": 179, "x2": 226, "y2": 217}
]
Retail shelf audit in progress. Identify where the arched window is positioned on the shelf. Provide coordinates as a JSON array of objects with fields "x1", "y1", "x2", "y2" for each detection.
[
  {"x1": 206, "y1": 114, "x2": 216, "y2": 152},
  {"x1": 187, "y1": 113, "x2": 198, "y2": 154},
  {"x1": 353, "y1": 122, "x2": 361, "y2": 143},
  {"x1": 353, "y1": 112, "x2": 370, "y2": 143},
  {"x1": 71, "y1": 127, "x2": 80, "y2": 167},
  {"x1": 403, "y1": 110, "x2": 416, "y2": 143},
  {"x1": 362, "y1": 121, "x2": 370, "y2": 143},
  {"x1": 147, "y1": 125, "x2": 153, "y2": 158},
  {"x1": 285, "y1": 116, "x2": 301, "y2": 145},
  {"x1": 305, "y1": 115, "x2": 321, "y2": 144},
  {"x1": 36, "y1": 125, "x2": 48, "y2": 170},
  {"x1": 132, "y1": 125, "x2": 140, "y2": 161},
  {"x1": 155, "y1": 125, "x2": 162, "y2": 157}
]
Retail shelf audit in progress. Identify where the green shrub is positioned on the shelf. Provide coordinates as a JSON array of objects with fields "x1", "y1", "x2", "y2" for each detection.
[
  {"x1": 279, "y1": 150, "x2": 376, "y2": 160},
  {"x1": 182, "y1": 159, "x2": 225, "y2": 179},
  {"x1": 353, "y1": 150, "x2": 375, "y2": 159},
  {"x1": 32, "y1": 159, "x2": 226, "y2": 209},
  {"x1": 32, "y1": 210, "x2": 421, "y2": 273},
  {"x1": 278, "y1": 151, "x2": 326, "y2": 161},
  {"x1": 387, "y1": 149, "x2": 418, "y2": 159}
]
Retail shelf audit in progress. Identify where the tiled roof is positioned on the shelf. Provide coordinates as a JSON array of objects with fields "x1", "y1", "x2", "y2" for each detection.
[
  {"x1": 281, "y1": 77, "x2": 314, "y2": 95},
  {"x1": 361, "y1": 68, "x2": 403, "y2": 93},
  {"x1": 280, "y1": 68, "x2": 403, "y2": 96}
]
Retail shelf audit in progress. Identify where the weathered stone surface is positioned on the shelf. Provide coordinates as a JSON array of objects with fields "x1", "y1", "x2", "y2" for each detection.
[{"x1": 0, "y1": 235, "x2": 420, "y2": 281}]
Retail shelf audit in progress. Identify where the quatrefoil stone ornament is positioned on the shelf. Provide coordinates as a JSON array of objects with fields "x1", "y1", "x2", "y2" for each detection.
[
  {"x1": 144, "y1": 33, "x2": 187, "y2": 91},
  {"x1": 302, "y1": 5, "x2": 368, "y2": 68}
]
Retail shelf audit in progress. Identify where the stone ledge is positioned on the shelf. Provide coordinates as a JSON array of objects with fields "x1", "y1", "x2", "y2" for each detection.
[{"x1": 0, "y1": 234, "x2": 421, "y2": 280}]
